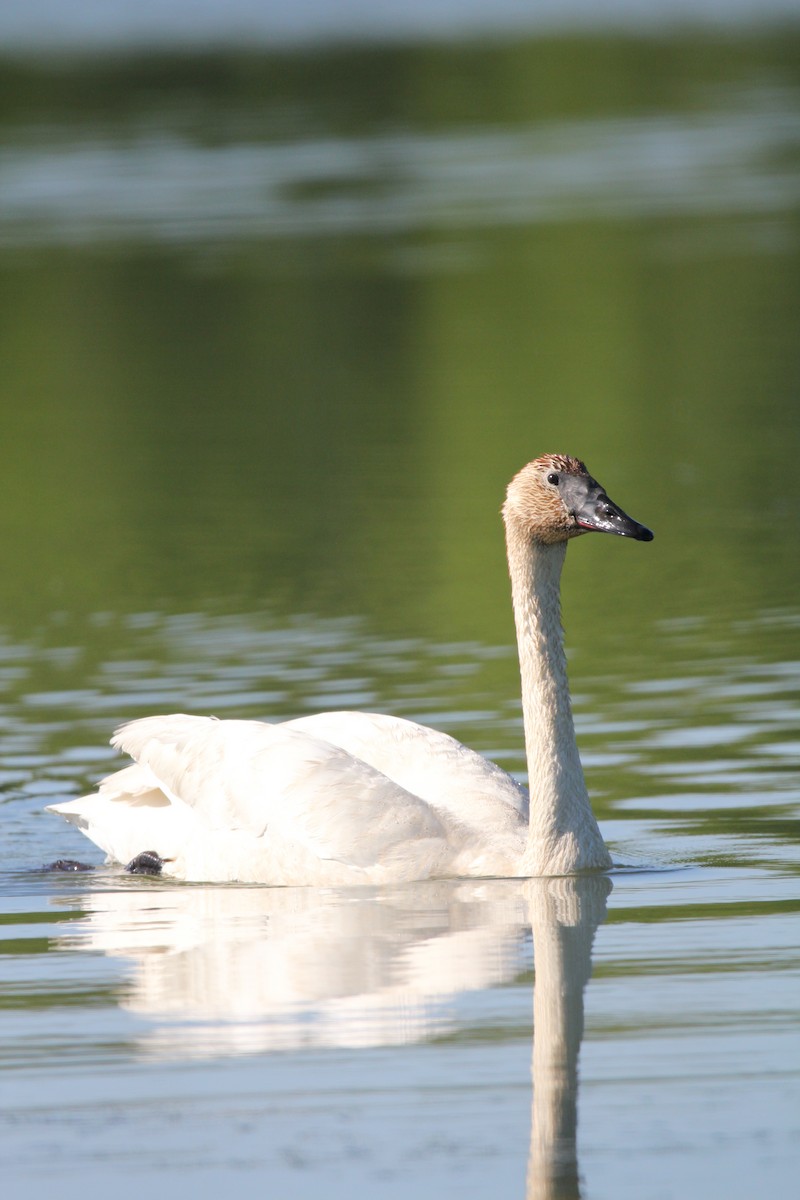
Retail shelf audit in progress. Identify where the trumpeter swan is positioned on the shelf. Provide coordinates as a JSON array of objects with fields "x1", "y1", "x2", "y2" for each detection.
[{"x1": 47, "y1": 454, "x2": 652, "y2": 883}]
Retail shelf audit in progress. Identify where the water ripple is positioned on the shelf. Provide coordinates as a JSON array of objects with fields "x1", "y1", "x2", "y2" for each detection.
[{"x1": 2, "y1": 91, "x2": 798, "y2": 248}]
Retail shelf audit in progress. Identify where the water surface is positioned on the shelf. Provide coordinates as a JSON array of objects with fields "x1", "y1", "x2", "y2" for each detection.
[{"x1": 1, "y1": 10, "x2": 799, "y2": 1199}]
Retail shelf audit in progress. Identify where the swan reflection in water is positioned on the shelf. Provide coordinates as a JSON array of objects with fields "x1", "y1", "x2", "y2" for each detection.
[
  {"x1": 55, "y1": 873, "x2": 609, "y2": 1197},
  {"x1": 527, "y1": 875, "x2": 610, "y2": 1200}
]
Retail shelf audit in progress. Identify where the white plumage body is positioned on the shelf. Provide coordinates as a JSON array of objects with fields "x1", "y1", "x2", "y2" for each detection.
[
  {"x1": 50, "y1": 712, "x2": 529, "y2": 884},
  {"x1": 47, "y1": 455, "x2": 652, "y2": 883}
]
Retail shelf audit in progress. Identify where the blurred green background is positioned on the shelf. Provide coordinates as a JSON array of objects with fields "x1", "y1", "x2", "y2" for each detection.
[{"x1": 1, "y1": 26, "x2": 798, "y2": 670}]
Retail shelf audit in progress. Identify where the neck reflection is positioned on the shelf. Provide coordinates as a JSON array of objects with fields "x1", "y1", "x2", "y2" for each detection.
[{"x1": 526, "y1": 875, "x2": 610, "y2": 1200}]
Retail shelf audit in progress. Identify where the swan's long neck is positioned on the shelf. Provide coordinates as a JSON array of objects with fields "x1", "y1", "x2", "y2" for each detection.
[{"x1": 505, "y1": 525, "x2": 611, "y2": 874}]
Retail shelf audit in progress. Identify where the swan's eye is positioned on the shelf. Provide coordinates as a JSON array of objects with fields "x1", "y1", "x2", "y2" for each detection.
[{"x1": 547, "y1": 472, "x2": 560, "y2": 487}]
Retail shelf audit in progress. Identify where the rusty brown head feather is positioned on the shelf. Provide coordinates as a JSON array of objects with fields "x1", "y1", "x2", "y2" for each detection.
[{"x1": 503, "y1": 455, "x2": 653, "y2": 546}]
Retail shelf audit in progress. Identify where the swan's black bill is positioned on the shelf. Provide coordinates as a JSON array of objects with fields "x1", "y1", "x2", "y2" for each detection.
[{"x1": 564, "y1": 477, "x2": 654, "y2": 541}]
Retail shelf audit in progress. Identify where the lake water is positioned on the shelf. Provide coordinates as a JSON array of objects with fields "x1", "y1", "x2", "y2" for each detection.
[{"x1": 1, "y1": 6, "x2": 799, "y2": 1198}]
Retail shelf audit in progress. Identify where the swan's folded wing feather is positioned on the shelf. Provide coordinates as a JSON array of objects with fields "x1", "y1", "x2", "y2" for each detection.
[
  {"x1": 112, "y1": 715, "x2": 280, "y2": 837},
  {"x1": 46, "y1": 758, "x2": 190, "y2": 864},
  {"x1": 112, "y1": 714, "x2": 449, "y2": 869},
  {"x1": 283, "y1": 711, "x2": 528, "y2": 832}
]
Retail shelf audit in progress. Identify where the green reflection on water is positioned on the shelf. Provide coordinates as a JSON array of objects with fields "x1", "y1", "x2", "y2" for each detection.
[
  {"x1": 1, "y1": 32, "x2": 798, "y2": 636},
  {"x1": 605, "y1": 896, "x2": 800, "y2": 924}
]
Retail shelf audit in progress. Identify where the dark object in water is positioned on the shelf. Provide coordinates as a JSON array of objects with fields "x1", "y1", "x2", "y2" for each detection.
[
  {"x1": 125, "y1": 851, "x2": 164, "y2": 876},
  {"x1": 45, "y1": 858, "x2": 94, "y2": 872}
]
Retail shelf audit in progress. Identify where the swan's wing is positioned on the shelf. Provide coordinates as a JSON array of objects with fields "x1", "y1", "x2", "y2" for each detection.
[
  {"x1": 46, "y1": 757, "x2": 194, "y2": 865},
  {"x1": 49, "y1": 714, "x2": 452, "y2": 880},
  {"x1": 282, "y1": 711, "x2": 528, "y2": 833}
]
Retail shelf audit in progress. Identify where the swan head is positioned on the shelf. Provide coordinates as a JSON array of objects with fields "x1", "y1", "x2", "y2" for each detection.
[{"x1": 503, "y1": 454, "x2": 654, "y2": 545}]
